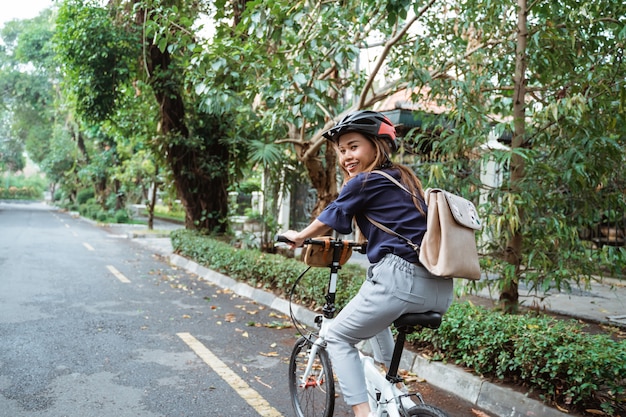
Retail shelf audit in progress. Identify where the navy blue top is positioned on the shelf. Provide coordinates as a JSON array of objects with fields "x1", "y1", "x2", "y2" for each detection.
[{"x1": 317, "y1": 169, "x2": 427, "y2": 264}]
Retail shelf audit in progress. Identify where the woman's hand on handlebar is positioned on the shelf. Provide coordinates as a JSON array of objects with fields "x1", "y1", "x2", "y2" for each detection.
[
  {"x1": 278, "y1": 230, "x2": 303, "y2": 248},
  {"x1": 277, "y1": 220, "x2": 332, "y2": 249}
]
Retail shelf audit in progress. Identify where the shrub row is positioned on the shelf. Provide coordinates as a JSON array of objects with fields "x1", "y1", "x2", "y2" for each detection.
[
  {"x1": 414, "y1": 302, "x2": 625, "y2": 416},
  {"x1": 0, "y1": 186, "x2": 42, "y2": 200},
  {"x1": 171, "y1": 229, "x2": 625, "y2": 416},
  {"x1": 78, "y1": 201, "x2": 130, "y2": 223}
]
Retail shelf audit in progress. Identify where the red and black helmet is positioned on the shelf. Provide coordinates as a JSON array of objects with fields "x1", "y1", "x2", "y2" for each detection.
[{"x1": 322, "y1": 110, "x2": 398, "y2": 151}]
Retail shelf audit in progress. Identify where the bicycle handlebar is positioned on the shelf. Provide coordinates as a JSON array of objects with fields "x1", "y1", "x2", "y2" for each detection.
[
  {"x1": 275, "y1": 235, "x2": 367, "y2": 254},
  {"x1": 275, "y1": 234, "x2": 295, "y2": 244}
]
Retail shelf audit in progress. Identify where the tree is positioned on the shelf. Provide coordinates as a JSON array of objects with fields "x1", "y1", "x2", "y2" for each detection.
[
  {"x1": 52, "y1": 0, "x2": 241, "y2": 231},
  {"x1": 192, "y1": 0, "x2": 625, "y2": 312},
  {"x1": 0, "y1": 12, "x2": 56, "y2": 175}
]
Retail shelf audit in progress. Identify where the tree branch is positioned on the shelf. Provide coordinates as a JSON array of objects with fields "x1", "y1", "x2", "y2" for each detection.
[{"x1": 357, "y1": 0, "x2": 437, "y2": 108}]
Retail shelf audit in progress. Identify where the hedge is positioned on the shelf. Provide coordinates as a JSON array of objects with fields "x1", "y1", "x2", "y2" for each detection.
[{"x1": 171, "y1": 229, "x2": 625, "y2": 416}]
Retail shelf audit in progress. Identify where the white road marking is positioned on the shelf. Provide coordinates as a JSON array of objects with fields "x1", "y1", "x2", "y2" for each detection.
[
  {"x1": 106, "y1": 265, "x2": 131, "y2": 283},
  {"x1": 83, "y1": 242, "x2": 94, "y2": 251},
  {"x1": 177, "y1": 332, "x2": 283, "y2": 417}
]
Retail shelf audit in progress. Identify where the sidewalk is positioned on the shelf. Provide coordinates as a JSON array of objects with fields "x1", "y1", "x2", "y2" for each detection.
[{"x1": 108, "y1": 221, "x2": 624, "y2": 417}]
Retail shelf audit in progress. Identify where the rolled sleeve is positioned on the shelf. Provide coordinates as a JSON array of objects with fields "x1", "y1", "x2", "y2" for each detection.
[{"x1": 317, "y1": 202, "x2": 354, "y2": 235}]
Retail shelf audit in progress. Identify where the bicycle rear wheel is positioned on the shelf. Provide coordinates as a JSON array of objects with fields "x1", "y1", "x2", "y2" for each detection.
[
  {"x1": 404, "y1": 404, "x2": 450, "y2": 417},
  {"x1": 288, "y1": 336, "x2": 335, "y2": 417}
]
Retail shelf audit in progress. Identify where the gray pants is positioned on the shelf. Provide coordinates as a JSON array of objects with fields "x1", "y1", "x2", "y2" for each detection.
[{"x1": 325, "y1": 254, "x2": 454, "y2": 406}]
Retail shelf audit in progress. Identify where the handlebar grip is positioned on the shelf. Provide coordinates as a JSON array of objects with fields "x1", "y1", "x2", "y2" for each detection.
[{"x1": 275, "y1": 234, "x2": 294, "y2": 244}]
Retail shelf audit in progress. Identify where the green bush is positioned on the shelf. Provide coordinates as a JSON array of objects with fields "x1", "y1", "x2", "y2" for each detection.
[
  {"x1": 114, "y1": 209, "x2": 130, "y2": 224},
  {"x1": 0, "y1": 174, "x2": 46, "y2": 200},
  {"x1": 413, "y1": 302, "x2": 625, "y2": 415},
  {"x1": 96, "y1": 210, "x2": 108, "y2": 222},
  {"x1": 76, "y1": 188, "x2": 95, "y2": 205},
  {"x1": 171, "y1": 229, "x2": 363, "y2": 310},
  {"x1": 171, "y1": 229, "x2": 625, "y2": 416},
  {"x1": 79, "y1": 201, "x2": 101, "y2": 219}
]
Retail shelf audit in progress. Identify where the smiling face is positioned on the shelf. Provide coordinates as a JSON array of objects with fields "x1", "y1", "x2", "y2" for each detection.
[{"x1": 336, "y1": 132, "x2": 378, "y2": 177}]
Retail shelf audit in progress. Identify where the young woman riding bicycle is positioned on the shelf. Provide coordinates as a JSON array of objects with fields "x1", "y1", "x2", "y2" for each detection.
[{"x1": 281, "y1": 110, "x2": 454, "y2": 417}]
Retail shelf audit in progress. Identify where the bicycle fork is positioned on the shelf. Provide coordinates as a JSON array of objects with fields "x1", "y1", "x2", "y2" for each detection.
[
  {"x1": 299, "y1": 337, "x2": 326, "y2": 388},
  {"x1": 299, "y1": 318, "x2": 334, "y2": 388}
]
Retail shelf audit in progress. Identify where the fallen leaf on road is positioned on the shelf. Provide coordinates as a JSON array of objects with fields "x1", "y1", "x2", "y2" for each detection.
[
  {"x1": 584, "y1": 408, "x2": 607, "y2": 415},
  {"x1": 260, "y1": 352, "x2": 278, "y2": 357},
  {"x1": 471, "y1": 409, "x2": 491, "y2": 416},
  {"x1": 264, "y1": 321, "x2": 292, "y2": 329},
  {"x1": 182, "y1": 314, "x2": 191, "y2": 319},
  {"x1": 255, "y1": 376, "x2": 272, "y2": 389}
]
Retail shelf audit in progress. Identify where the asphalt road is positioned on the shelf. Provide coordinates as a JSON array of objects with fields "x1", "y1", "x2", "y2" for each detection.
[{"x1": 0, "y1": 201, "x2": 492, "y2": 417}]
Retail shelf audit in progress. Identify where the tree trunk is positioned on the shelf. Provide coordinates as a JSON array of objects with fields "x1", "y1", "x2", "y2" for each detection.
[
  {"x1": 137, "y1": 6, "x2": 229, "y2": 233},
  {"x1": 147, "y1": 165, "x2": 158, "y2": 231},
  {"x1": 500, "y1": 0, "x2": 528, "y2": 314},
  {"x1": 301, "y1": 141, "x2": 339, "y2": 219}
]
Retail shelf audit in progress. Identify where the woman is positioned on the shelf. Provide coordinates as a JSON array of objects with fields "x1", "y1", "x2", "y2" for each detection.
[{"x1": 281, "y1": 110, "x2": 453, "y2": 417}]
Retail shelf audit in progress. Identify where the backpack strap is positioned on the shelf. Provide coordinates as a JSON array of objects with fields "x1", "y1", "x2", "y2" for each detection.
[
  {"x1": 371, "y1": 170, "x2": 415, "y2": 197},
  {"x1": 364, "y1": 215, "x2": 420, "y2": 252},
  {"x1": 367, "y1": 170, "x2": 423, "y2": 251}
]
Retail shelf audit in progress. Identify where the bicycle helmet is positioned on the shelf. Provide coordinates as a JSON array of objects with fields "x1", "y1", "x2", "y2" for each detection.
[{"x1": 322, "y1": 110, "x2": 398, "y2": 151}]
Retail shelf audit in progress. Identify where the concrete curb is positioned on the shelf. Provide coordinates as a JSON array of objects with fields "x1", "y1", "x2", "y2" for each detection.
[{"x1": 167, "y1": 253, "x2": 568, "y2": 417}]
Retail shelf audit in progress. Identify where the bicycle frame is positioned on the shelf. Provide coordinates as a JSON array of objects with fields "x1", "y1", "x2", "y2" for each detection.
[{"x1": 362, "y1": 353, "x2": 414, "y2": 417}]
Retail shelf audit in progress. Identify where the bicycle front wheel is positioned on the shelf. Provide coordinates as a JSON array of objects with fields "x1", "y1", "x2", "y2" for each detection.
[
  {"x1": 288, "y1": 336, "x2": 335, "y2": 417},
  {"x1": 404, "y1": 404, "x2": 450, "y2": 417}
]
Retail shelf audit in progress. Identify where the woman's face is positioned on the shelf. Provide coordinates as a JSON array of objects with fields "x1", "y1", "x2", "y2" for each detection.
[{"x1": 337, "y1": 132, "x2": 377, "y2": 177}]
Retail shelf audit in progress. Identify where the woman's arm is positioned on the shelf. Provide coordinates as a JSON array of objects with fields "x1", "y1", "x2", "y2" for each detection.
[{"x1": 281, "y1": 219, "x2": 332, "y2": 248}]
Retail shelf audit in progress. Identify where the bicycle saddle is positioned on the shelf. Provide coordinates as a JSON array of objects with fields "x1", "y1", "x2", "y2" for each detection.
[{"x1": 394, "y1": 311, "x2": 442, "y2": 331}]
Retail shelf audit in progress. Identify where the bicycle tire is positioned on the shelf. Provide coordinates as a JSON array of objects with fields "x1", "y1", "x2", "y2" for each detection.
[
  {"x1": 404, "y1": 404, "x2": 450, "y2": 417},
  {"x1": 288, "y1": 336, "x2": 335, "y2": 417}
]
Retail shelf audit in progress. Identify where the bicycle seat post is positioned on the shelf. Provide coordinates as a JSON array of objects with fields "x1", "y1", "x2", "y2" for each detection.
[
  {"x1": 386, "y1": 325, "x2": 410, "y2": 384},
  {"x1": 386, "y1": 312, "x2": 442, "y2": 383}
]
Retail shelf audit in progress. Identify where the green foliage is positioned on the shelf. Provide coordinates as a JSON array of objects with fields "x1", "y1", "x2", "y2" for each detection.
[
  {"x1": 76, "y1": 188, "x2": 94, "y2": 205},
  {"x1": 413, "y1": 302, "x2": 626, "y2": 415},
  {"x1": 0, "y1": 174, "x2": 46, "y2": 200},
  {"x1": 54, "y1": 0, "x2": 135, "y2": 123},
  {"x1": 114, "y1": 209, "x2": 130, "y2": 224},
  {"x1": 78, "y1": 200, "x2": 100, "y2": 218},
  {"x1": 172, "y1": 229, "x2": 626, "y2": 415},
  {"x1": 153, "y1": 204, "x2": 185, "y2": 222}
]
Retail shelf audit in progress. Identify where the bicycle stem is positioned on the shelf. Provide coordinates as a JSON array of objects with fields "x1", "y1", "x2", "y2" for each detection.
[{"x1": 322, "y1": 242, "x2": 347, "y2": 319}]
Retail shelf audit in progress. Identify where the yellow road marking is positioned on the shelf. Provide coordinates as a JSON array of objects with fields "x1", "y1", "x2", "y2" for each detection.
[
  {"x1": 83, "y1": 242, "x2": 94, "y2": 251},
  {"x1": 177, "y1": 332, "x2": 283, "y2": 417},
  {"x1": 106, "y1": 265, "x2": 131, "y2": 283}
]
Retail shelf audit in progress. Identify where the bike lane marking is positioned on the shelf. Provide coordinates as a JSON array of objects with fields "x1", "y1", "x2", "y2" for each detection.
[
  {"x1": 177, "y1": 332, "x2": 283, "y2": 417},
  {"x1": 106, "y1": 265, "x2": 131, "y2": 283}
]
